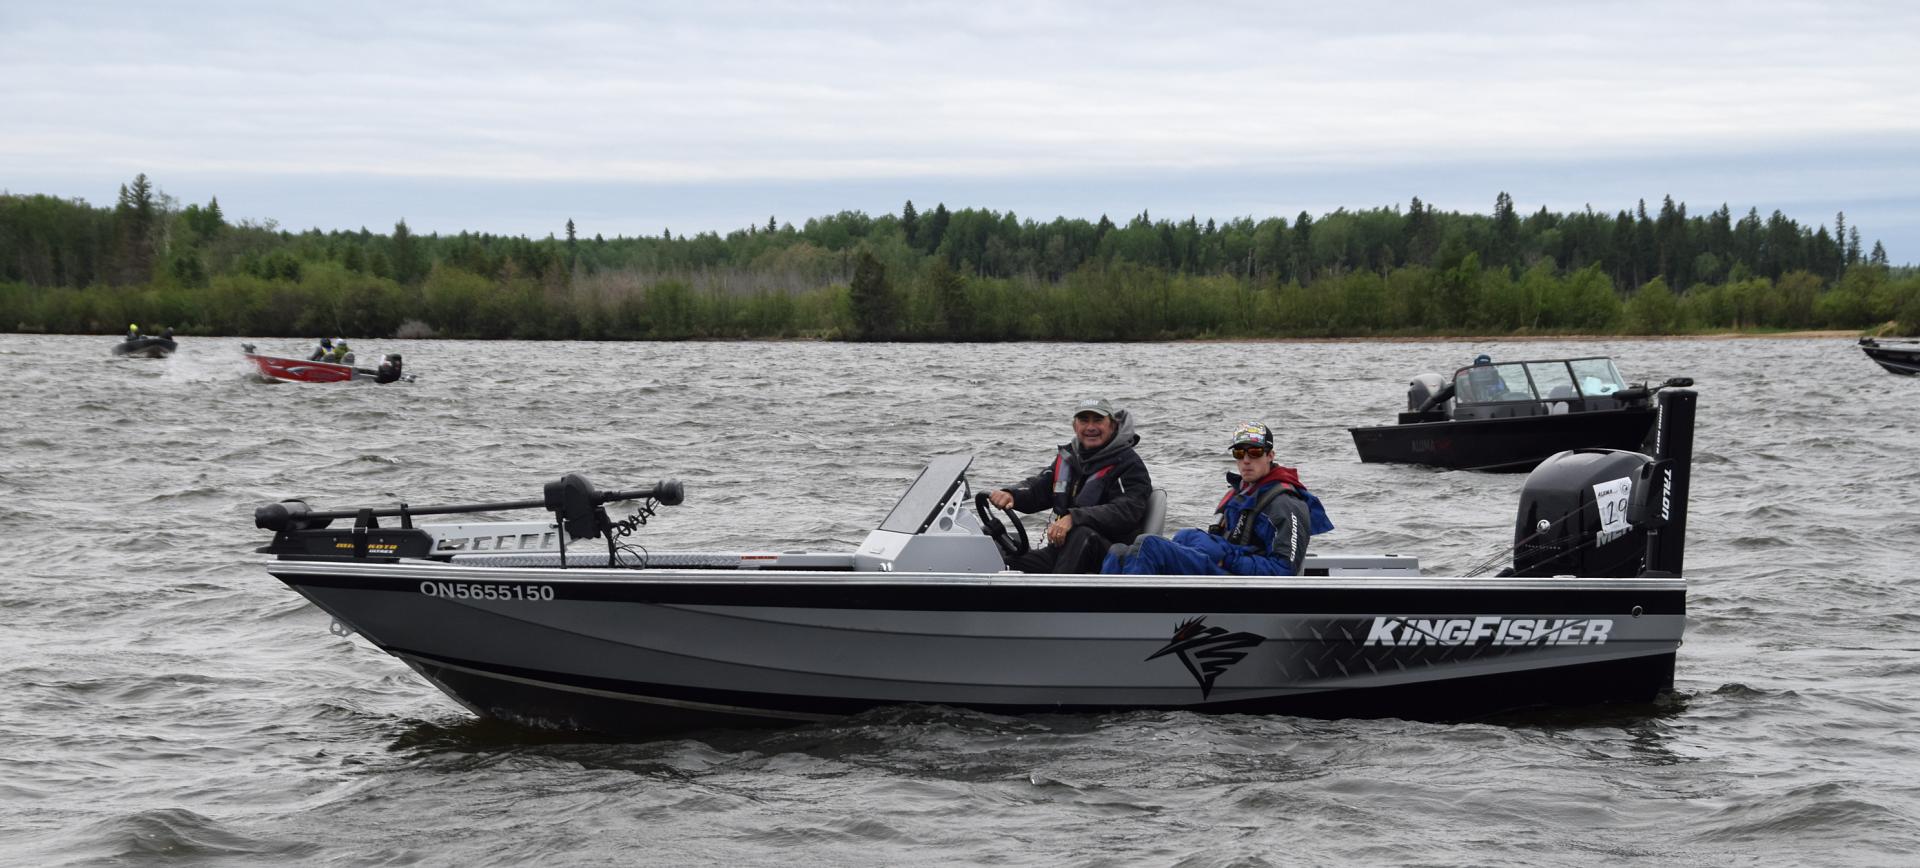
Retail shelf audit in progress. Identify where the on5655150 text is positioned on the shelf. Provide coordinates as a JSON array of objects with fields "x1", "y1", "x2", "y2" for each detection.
[{"x1": 419, "y1": 581, "x2": 554, "y2": 601}]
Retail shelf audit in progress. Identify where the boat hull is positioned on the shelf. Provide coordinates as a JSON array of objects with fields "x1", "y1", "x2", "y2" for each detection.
[
  {"x1": 112, "y1": 337, "x2": 176, "y2": 358},
  {"x1": 1860, "y1": 341, "x2": 1920, "y2": 376},
  {"x1": 1349, "y1": 407, "x2": 1656, "y2": 472},
  {"x1": 275, "y1": 561, "x2": 1685, "y2": 734},
  {"x1": 246, "y1": 352, "x2": 370, "y2": 383}
]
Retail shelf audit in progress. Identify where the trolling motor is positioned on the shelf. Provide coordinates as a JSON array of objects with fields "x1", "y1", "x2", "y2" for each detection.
[{"x1": 255, "y1": 474, "x2": 685, "y2": 566}]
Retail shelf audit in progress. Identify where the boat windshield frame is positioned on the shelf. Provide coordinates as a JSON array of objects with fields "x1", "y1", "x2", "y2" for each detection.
[{"x1": 1452, "y1": 357, "x2": 1628, "y2": 405}]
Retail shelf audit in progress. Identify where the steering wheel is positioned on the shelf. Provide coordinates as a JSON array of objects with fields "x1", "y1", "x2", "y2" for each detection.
[{"x1": 973, "y1": 492, "x2": 1030, "y2": 558}]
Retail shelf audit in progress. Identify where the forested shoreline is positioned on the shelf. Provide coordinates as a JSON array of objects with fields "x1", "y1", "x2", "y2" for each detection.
[{"x1": 4, "y1": 175, "x2": 1917, "y2": 341}]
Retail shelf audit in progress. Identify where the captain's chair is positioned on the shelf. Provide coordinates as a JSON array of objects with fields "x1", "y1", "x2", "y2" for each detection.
[{"x1": 1133, "y1": 488, "x2": 1169, "y2": 542}]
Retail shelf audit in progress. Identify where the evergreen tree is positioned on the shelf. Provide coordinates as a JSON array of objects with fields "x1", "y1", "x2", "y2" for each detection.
[
  {"x1": 389, "y1": 219, "x2": 425, "y2": 284},
  {"x1": 111, "y1": 173, "x2": 158, "y2": 285},
  {"x1": 1291, "y1": 211, "x2": 1314, "y2": 281},
  {"x1": 1405, "y1": 196, "x2": 1438, "y2": 266},
  {"x1": 1492, "y1": 192, "x2": 1518, "y2": 268},
  {"x1": 922, "y1": 204, "x2": 951, "y2": 255},
  {"x1": 928, "y1": 257, "x2": 971, "y2": 339},
  {"x1": 848, "y1": 249, "x2": 896, "y2": 340},
  {"x1": 901, "y1": 200, "x2": 919, "y2": 249}
]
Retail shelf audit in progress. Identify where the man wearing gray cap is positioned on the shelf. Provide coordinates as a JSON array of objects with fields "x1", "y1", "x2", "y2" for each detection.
[{"x1": 986, "y1": 398, "x2": 1153, "y2": 574}]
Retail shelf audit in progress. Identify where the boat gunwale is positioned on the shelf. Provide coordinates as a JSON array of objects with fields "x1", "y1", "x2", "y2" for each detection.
[{"x1": 268, "y1": 558, "x2": 1687, "y2": 593}]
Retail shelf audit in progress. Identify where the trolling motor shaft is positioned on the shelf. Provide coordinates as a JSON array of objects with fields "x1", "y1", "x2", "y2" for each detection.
[{"x1": 255, "y1": 474, "x2": 685, "y2": 538}]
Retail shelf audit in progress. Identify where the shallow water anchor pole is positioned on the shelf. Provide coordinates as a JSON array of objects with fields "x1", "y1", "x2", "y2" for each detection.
[{"x1": 1642, "y1": 388, "x2": 1696, "y2": 578}]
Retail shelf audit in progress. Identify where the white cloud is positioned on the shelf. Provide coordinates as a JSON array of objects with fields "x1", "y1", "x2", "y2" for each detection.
[{"x1": 4, "y1": 0, "x2": 1919, "y2": 256}]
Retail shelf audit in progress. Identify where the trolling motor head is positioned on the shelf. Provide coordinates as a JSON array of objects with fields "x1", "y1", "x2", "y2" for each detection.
[
  {"x1": 255, "y1": 499, "x2": 332, "y2": 532},
  {"x1": 544, "y1": 473, "x2": 609, "y2": 540},
  {"x1": 543, "y1": 474, "x2": 685, "y2": 540}
]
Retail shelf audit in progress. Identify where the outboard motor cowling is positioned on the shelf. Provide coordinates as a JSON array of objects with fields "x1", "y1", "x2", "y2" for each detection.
[
  {"x1": 1406, "y1": 372, "x2": 1446, "y2": 412},
  {"x1": 1509, "y1": 448, "x2": 1657, "y2": 578},
  {"x1": 1399, "y1": 372, "x2": 1452, "y2": 423}
]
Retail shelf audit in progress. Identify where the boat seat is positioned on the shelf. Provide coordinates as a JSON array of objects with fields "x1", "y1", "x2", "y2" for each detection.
[{"x1": 1134, "y1": 488, "x2": 1168, "y2": 542}]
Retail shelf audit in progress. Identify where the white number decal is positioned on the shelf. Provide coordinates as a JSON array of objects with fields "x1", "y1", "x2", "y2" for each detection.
[{"x1": 1592, "y1": 477, "x2": 1632, "y2": 536}]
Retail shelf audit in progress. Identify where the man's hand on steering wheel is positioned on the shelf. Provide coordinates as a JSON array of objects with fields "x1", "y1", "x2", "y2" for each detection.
[
  {"x1": 988, "y1": 489, "x2": 1015, "y2": 510},
  {"x1": 974, "y1": 491, "x2": 1030, "y2": 557}
]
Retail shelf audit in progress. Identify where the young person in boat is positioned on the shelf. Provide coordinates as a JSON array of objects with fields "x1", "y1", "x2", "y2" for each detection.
[
  {"x1": 327, "y1": 339, "x2": 354, "y2": 364},
  {"x1": 1101, "y1": 423, "x2": 1333, "y2": 577},
  {"x1": 308, "y1": 337, "x2": 334, "y2": 361},
  {"x1": 985, "y1": 397, "x2": 1153, "y2": 574},
  {"x1": 126, "y1": 323, "x2": 140, "y2": 340}
]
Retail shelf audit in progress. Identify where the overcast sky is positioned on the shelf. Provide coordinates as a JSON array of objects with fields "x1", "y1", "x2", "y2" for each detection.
[{"x1": 6, "y1": 1, "x2": 1918, "y2": 261}]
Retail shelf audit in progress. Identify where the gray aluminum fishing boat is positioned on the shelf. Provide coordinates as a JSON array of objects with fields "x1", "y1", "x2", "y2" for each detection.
[{"x1": 256, "y1": 391, "x2": 1698, "y2": 736}]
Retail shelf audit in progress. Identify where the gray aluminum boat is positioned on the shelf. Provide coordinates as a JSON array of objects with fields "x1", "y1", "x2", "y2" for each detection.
[{"x1": 257, "y1": 391, "x2": 1698, "y2": 736}]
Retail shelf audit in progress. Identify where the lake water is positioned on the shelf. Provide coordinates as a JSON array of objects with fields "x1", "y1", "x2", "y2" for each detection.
[{"x1": 2, "y1": 333, "x2": 1916, "y2": 866}]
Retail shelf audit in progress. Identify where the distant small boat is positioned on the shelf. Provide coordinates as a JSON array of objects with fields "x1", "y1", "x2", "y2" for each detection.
[
  {"x1": 1858, "y1": 337, "x2": 1920, "y2": 376},
  {"x1": 241, "y1": 343, "x2": 408, "y2": 384},
  {"x1": 1349, "y1": 356, "x2": 1691, "y2": 473},
  {"x1": 112, "y1": 336, "x2": 177, "y2": 358}
]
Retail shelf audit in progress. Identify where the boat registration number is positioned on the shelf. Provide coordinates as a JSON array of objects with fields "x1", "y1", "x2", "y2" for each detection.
[{"x1": 419, "y1": 581, "x2": 555, "y2": 602}]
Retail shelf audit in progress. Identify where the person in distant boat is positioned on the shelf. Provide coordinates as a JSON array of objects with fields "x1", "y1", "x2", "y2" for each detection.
[
  {"x1": 309, "y1": 337, "x2": 334, "y2": 361},
  {"x1": 986, "y1": 397, "x2": 1153, "y2": 575},
  {"x1": 162, "y1": 327, "x2": 174, "y2": 340},
  {"x1": 327, "y1": 339, "x2": 353, "y2": 364},
  {"x1": 1463, "y1": 353, "x2": 1510, "y2": 401},
  {"x1": 1102, "y1": 423, "x2": 1332, "y2": 577},
  {"x1": 127, "y1": 324, "x2": 139, "y2": 340}
]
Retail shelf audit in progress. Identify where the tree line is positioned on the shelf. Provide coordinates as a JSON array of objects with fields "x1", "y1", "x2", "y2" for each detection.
[{"x1": 3, "y1": 174, "x2": 1916, "y2": 340}]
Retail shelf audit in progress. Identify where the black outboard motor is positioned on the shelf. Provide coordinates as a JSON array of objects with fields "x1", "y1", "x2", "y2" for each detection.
[
  {"x1": 1508, "y1": 389, "x2": 1696, "y2": 578},
  {"x1": 1509, "y1": 449, "x2": 1657, "y2": 577},
  {"x1": 376, "y1": 353, "x2": 403, "y2": 383},
  {"x1": 1399, "y1": 372, "x2": 1452, "y2": 423}
]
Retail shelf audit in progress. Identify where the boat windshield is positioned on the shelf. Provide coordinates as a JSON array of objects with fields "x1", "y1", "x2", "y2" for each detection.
[
  {"x1": 1453, "y1": 358, "x2": 1629, "y2": 403},
  {"x1": 1568, "y1": 358, "x2": 1627, "y2": 396},
  {"x1": 1454, "y1": 363, "x2": 1533, "y2": 403},
  {"x1": 1527, "y1": 362, "x2": 1578, "y2": 401}
]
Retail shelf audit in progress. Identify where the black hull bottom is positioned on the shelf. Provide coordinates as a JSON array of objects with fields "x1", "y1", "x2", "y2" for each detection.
[
  {"x1": 112, "y1": 337, "x2": 177, "y2": 358},
  {"x1": 406, "y1": 651, "x2": 1679, "y2": 738},
  {"x1": 1860, "y1": 348, "x2": 1920, "y2": 376},
  {"x1": 1350, "y1": 408, "x2": 1656, "y2": 472}
]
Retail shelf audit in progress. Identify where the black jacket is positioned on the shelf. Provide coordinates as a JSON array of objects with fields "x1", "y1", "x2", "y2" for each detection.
[{"x1": 1006, "y1": 409, "x2": 1152, "y2": 541}]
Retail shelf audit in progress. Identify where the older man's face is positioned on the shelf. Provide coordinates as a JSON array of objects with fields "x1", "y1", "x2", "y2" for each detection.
[{"x1": 1073, "y1": 412, "x2": 1115, "y2": 450}]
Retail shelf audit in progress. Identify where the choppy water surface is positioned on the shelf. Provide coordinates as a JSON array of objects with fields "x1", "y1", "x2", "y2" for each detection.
[{"x1": 2, "y1": 334, "x2": 1916, "y2": 866}]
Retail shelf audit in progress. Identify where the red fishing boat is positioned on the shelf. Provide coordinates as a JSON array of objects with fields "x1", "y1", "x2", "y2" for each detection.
[{"x1": 241, "y1": 343, "x2": 408, "y2": 384}]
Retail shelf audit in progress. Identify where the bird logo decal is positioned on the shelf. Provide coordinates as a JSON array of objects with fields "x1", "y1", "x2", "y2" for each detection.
[{"x1": 1146, "y1": 616, "x2": 1266, "y2": 699}]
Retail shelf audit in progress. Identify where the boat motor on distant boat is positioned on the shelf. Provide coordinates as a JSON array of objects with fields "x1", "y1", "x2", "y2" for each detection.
[
  {"x1": 1858, "y1": 337, "x2": 1920, "y2": 376},
  {"x1": 241, "y1": 343, "x2": 409, "y2": 384},
  {"x1": 254, "y1": 390, "x2": 1699, "y2": 736},
  {"x1": 1348, "y1": 355, "x2": 1692, "y2": 472}
]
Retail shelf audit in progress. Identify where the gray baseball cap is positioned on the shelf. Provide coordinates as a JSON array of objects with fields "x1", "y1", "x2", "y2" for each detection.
[{"x1": 1072, "y1": 398, "x2": 1115, "y2": 418}]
